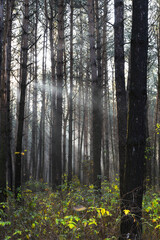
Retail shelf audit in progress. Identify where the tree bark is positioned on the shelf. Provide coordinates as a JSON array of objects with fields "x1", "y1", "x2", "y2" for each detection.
[
  {"x1": 53, "y1": 0, "x2": 64, "y2": 188},
  {"x1": 0, "y1": 0, "x2": 6, "y2": 202},
  {"x1": 6, "y1": 0, "x2": 15, "y2": 190},
  {"x1": 120, "y1": 0, "x2": 148, "y2": 238},
  {"x1": 102, "y1": 1, "x2": 109, "y2": 180},
  {"x1": 30, "y1": 0, "x2": 38, "y2": 180},
  {"x1": 114, "y1": 0, "x2": 127, "y2": 197},
  {"x1": 87, "y1": 0, "x2": 102, "y2": 190},
  {"x1": 68, "y1": 0, "x2": 73, "y2": 183},
  {"x1": 39, "y1": 28, "x2": 47, "y2": 180},
  {"x1": 15, "y1": 0, "x2": 29, "y2": 199}
]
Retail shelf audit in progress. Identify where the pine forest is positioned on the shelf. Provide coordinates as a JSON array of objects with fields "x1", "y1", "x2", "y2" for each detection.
[{"x1": 0, "y1": 0, "x2": 160, "y2": 239}]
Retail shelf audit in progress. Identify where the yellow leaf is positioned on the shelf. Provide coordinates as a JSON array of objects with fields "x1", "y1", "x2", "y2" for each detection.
[
  {"x1": 32, "y1": 223, "x2": 35, "y2": 229},
  {"x1": 83, "y1": 221, "x2": 87, "y2": 227},
  {"x1": 155, "y1": 224, "x2": 160, "y2": 229},
  {"x1": 89, "y1": 184, "x2": 94, "y2": 189},
  {"x1": 21, "y1": 152, "x2": 25, "y2": 155},
  {"x1": 88, "y1": 218, "x2": 97, "y2": 226},
  {"x1": 15, "y1": 152, "x2": 20, "y2": 154},
  {"x1": 68, "y1": 223, "x2": 76, "y2": 229},
  {"x1": 106, "y1": 210, "x2": 110, "y2": 216},
  {"x1": 101, "y1": 208, "x2": 105, "y2": 216},
  {"x1": 123, "y1": 209, "x2": 130, "y2": 215}
]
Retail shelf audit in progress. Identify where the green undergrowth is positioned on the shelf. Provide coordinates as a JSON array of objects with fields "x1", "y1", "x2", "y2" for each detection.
[{"x1": 0, "y1": 177, "x2": 160, "y2": 240}]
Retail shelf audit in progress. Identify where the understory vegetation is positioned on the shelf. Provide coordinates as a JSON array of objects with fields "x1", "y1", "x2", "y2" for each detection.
[{"x1": 0, "y1": 177, "x2": 160, "y2": 240}]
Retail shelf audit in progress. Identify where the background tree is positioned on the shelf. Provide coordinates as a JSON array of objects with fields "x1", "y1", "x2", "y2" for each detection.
[
  {"x1": 15, "y1": 0, "x2": 29, "y2": 198},
  {"x1": 68, "y1": 0, "x2": 73, "y2": 183},
  {"x1": 0, "y1": 0, "x2": 6, "y2": 202}
]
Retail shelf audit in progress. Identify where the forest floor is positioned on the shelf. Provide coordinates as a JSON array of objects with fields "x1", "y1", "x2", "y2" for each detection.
[{"x1": 0, "y1": 177, "x2": 160, "y2": 240}]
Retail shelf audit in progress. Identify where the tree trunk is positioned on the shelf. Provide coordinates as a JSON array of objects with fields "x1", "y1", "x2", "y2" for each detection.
[
  {"x1": 120, "y1": 0, "x2": 148, "y2": 238},
  {"x1": 30, "y1": 0, "x2": 38, "y2": 180},
  {"x1": 0, "y1": 0, "x2": 7, "y2": 202},
  {"x1": 49, "y1": 0, "x2": 56, "y2": 184},
  {"x1": 39, "y1": 28, "x2": 47, "y2": 180},
  {"x1": 157, "y1": 0, "x2": 160, "y2": 187},
  {"x1": 114, "y1": 0, "x2": 127, "y2": 197},
  {"x1": 6, "y1": 0, "x2": 15, "y2": 190},
  {"x1": 87, "y1": 0, "x2": 102, "y2": 190},
  {"x1": 68, "y1": 0, "x2": 73, "y2": 183},
  {"x1": 15, "y1": 0, "x2": 29, "y2": 199},
  {"x1": 102, "y1": 1, "x2": 109, "y2": 180},
  {"x1": 53, "y1": 0, "x2": 64, "y2": 188}
]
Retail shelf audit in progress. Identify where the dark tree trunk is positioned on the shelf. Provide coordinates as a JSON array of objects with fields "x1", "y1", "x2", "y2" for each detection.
[
  {"x1": 0, "y1": 0, "x2": 15, "y2": 198},
  {"x1": 102, "y1": 0, "x2": 109, "y2": 181},
  {"x1": 49, "y1": 0, "x2": 56, "y2": 185},
  {"x1": 30, "y1": 0, "x2": 38, "y2": 180},
  {"x1": 53, "y1": 0, "x2": 64, "y2": 188},
  {"x1": 157, "y1": 5, "x2": 160, "y2": 187},
  {"x1": 15, "y1": 0, "x2": 29, "y2": 199},
  {"x1": 114, "y1": 0, "x2": 127, "y2": 197},
  {"x1": 120, "y1": 0, "x2": 148, "y2": 238},
  {"x1": 6, "y1": 0, "x2": 15, "y2": 191},
  {"x1": 68, "y1": 0, "x2": 73, "y2": 183},
  {"x1": 0, "y1": 0, "x2": 6, "y2": 202},
  {"x1": 87, "y1": 0, "x2": 102, "y2": 190},
  {"x1": 39, "y1": 28, "x2": 47, "y2": 180}
]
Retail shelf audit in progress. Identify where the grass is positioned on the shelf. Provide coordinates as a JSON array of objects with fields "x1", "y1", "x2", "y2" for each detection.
[{"x1": 0, "y1": 177, "x2": 160, "y2": 240}]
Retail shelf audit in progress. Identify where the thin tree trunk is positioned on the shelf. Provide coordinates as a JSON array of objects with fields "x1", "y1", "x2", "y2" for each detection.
[
  {"x1": 68, "y1": 0, "x2": 73, "y2": 183},
  {"x1": 39, "y1": 28, "x2": 47, "y2": 180},
  {"x1": 31, "y1": 0, "x2": 38, "y2": 180},
  {"x1": 49, "y1": 0, "x2": 56, "y2": 184},
  {"x1": 53, "y1": 0, "x2": 64, "y2": 188},
  {"x1": 15, "y1": 0, "x2": 29, "y2": 199},
  {"x1": 102, "y1": 1, "x2": 109, "y2": 180},
  {"x1": 0, "y1": 0, "x2": 6, "y2": 202},
  {"x1": 6, "y1": 0, "x2": 15, "y2": 190},
  {"x1": 157, "y1": 1, "x2": 160, "y2": 187}
]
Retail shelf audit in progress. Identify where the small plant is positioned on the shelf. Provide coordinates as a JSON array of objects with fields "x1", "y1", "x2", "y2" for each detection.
[{"x1": 0, "y1": 178, "x2": 159, "y2": 239}]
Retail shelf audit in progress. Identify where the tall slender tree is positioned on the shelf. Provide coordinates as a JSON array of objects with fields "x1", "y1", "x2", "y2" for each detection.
[
  {"x1": 15, "y1": 0, "x2": 29, "y2": 198},
  {"x1": 68, "y1": 0, "x2": 73, "y2": 183},
  {"x1": 0, "y1": 0, "x2": 6, "y2": 202},
  {"x1": 30, "y1": 0, "x2": 38, "y2": 180},
  {"x1": 48, "y1": 0, "x2": 56, "y2": 184},
  {"x1": 87, "y1": 0, "x2": 102, "y2": 190},
  {"x1": 39, "y1": 28, "x2": 47, "y2": 180},
  {"x1": 102, "y1": 0, "x2": 109, "y2": 180},
  {"x1": 53, "y1": 0, "x2": 64, "y2": 188},
  {"x1": 114, "y1": 0, "x2": 127, "y2": 197},
  {"x1": 6, "y1": 0, "x2": 15, "y2": 190}
]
